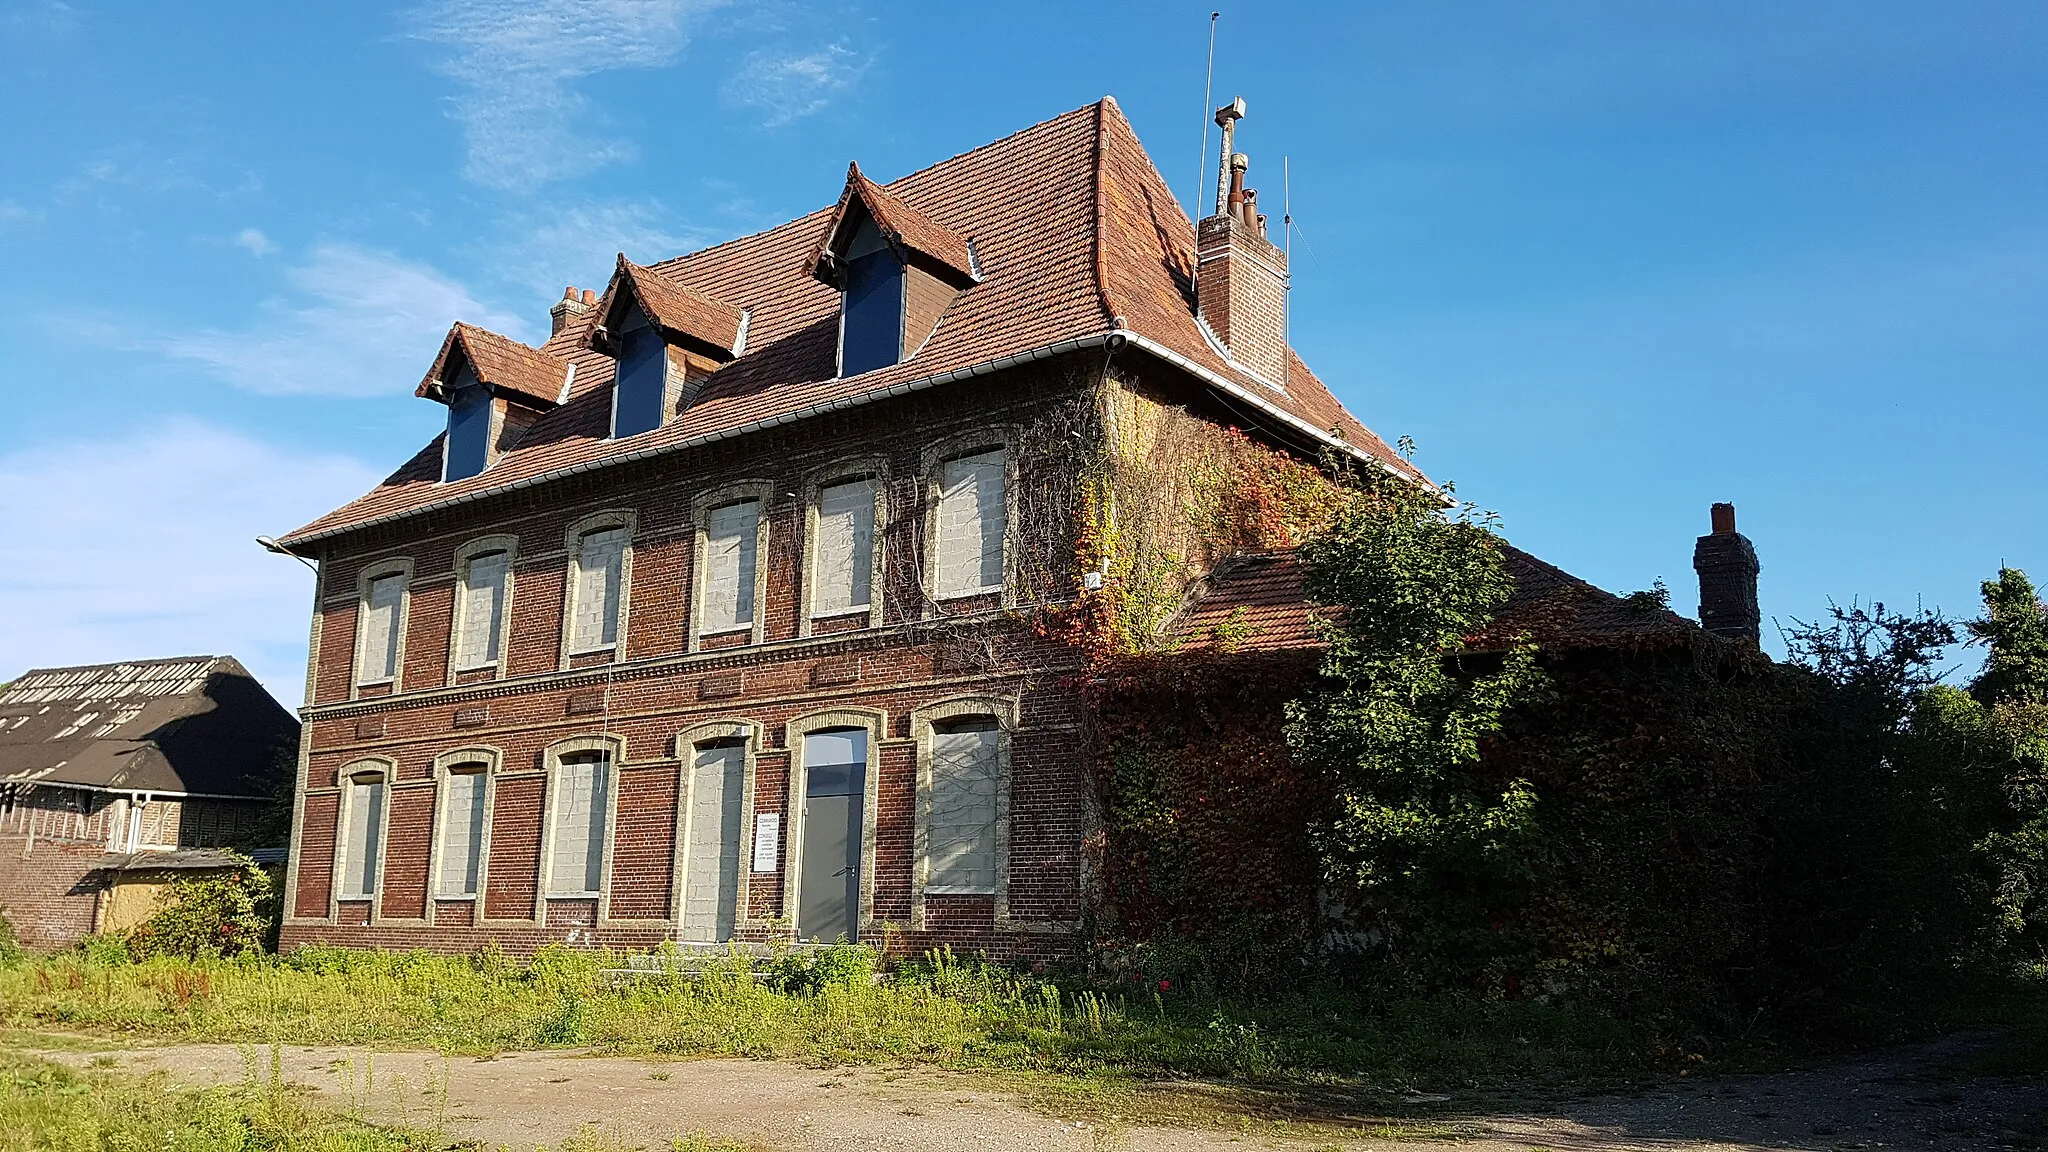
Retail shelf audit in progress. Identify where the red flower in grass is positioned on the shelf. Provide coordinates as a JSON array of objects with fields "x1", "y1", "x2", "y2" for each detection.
[{"x1": 1158, "y1": 979, "x2": 1171, "y2": 992}]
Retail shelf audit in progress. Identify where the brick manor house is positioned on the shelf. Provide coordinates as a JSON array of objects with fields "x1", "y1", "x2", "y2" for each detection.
[{"x1": 270, "y1": 97, "x2": 1517, "y2": 957}]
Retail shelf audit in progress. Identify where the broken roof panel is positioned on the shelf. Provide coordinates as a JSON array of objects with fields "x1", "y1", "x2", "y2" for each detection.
[{"x1": 0, "y1": 656, "x2": 298, "y2": 798}]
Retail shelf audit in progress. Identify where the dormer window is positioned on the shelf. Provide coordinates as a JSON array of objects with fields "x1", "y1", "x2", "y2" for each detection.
[
  {"x1": 809, "y1": 162, "x2": 980, "y2": 381},
  {"x1": 592, "y1": 255, "x2": 747, "y2": 441},
  {"x1": 611, "y1": 306, "x2": 669, "y2": 439},
  {"x1": 417, "y1": 323, "x2": 569, "y2": 483},
  {"x1": 839, "y1": 215, "x2": 905, "y2": 377},
  {"x1": 443, "y1": 367, "x2": 491, "y2": 481}
]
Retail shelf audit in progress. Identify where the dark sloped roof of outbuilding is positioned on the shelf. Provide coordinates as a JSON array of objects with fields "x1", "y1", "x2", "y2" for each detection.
[
  {"x1": 281, "y1": 98, "x2": 1416, "y2": 548},
  {"x1": 1166, "y1": 547, "x2": 1703, "y2": 654},
  {"x1": 0, "y1": 656, "x2": 298, "y2": 799}
]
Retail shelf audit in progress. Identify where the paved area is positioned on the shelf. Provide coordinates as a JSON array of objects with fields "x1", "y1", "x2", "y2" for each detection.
[{"x1": 31, "y1": 1035, "x2": 2048, "y2": 1151}]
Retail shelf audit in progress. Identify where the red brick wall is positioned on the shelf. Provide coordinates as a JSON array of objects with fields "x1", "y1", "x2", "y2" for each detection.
[
  {"x1": 282, "y1": 363, "x2": 1104, "y2": 960},
  {"x1": 0, "y1": 838, "x2": 108, "y2": 949}
]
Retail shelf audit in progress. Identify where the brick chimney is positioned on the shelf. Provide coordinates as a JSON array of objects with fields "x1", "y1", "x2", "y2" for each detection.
[
  {"x1": 1693, "y1": 502, "x2": 1761, "y2": 642},
  {"x1": 1196, "y1": 97, "x2": 1289, "y2": 384},
  {"x1": 550, "y1": 286, "x2": 595, "y2": 335}
]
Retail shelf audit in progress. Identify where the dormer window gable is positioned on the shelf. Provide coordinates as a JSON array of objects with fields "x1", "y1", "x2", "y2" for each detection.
[
  {"x1": 808, "y1": 162, "x2": 979, "y2": 379},
  {"x1": 590, "y1": 254, "x2": 746, "y2": 440},
  {"x1": 416, "y1": 323, "x2": 568, "y2": 483}
]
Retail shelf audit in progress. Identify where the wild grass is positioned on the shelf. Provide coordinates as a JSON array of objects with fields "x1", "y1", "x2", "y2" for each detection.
[
  {"x1": 0, "y1": 1046, "x2": 434, "y2": 1151},
  {"x1": 0, "y1": 1039, "x2": 770, "y2": 1152},
  {"x1": 0, "y1": 942, "x2": 1645, "y2": 1092}
]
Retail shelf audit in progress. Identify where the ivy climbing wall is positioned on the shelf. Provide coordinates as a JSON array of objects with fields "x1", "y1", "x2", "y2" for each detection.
[{"x1": 1084, "y1": 369, "x2": 1349, "y2": 653}]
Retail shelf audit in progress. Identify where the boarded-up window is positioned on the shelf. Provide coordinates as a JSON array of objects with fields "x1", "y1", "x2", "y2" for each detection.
[
  {"x1": 702, "y1": 501, "x2": 760, "y2": 633},
  {"x1": 357, "y1": 574, "x2": 405, "y2": 684},
  {"x1": 935, "y1": 450, "x2": 1005, "y2": 596},
  {"x1": 339, "y1": 772, "x2": 386, "y2": 899},
  {"x1": 437, "y1": 766, "x2": 488, "y2": 897},
  {"x1": 927, "y1": 718, "x2": 999, "y2": 892},
  {"x1": 548, "y1": 753, "x2": 609, "y2": 896},
  {"x1": 812, "y1": 479, "x2": 875, "y2": 616},
  {"x1": 454, "y1": 551, "x2": 509, "y2": 670},
  {"x1": 569, "y1": 528, "x2": 627, "y2": 653}
]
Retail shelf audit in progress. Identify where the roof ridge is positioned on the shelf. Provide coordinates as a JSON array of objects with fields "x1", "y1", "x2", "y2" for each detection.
[
  {"x1": 10, "y1": 654, "x2": 222, "y2": 678},
  {"x1": 1088, "y1": 97, "x2": 1120, "y2": 327}
]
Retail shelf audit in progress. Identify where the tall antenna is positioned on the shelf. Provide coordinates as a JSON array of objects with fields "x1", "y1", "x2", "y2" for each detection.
[
  {"x1": 1193, "y1": 11, "x2": 1220, "y2": 221},
  {"x1": 1282, "y1": 155, "x2": 1292, "y2": 396}
]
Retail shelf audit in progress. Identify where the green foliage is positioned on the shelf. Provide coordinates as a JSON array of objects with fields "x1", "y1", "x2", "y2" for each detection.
[
  {"x1": 1088, "y1": 649, "x2": 1335, "y2": 988},
  {"x1": 1965, "y1": 569, "x2": 2048, "y2": 961},
  {"x1": 0, "y1": 944, "x2": 1650, "y2": 1089},
  {"x1": 77, "y1": 934, "x2": 133, "y2": 967},
  {"x1": 1970, "y1": 568, "x2": 2048, "y2": 705},
  {"x1": 0, "y1": 910, "x2": 22, "y2": 967},
  {"x1": 763, "y1": 942, "x2": 878, "y2": 995},
  {"x1": 1286, "y1": 474, "x2": 1544, "y2": 989},
  {"x1": 127, "y1": 860, "x2": 275, "y2": 961}
]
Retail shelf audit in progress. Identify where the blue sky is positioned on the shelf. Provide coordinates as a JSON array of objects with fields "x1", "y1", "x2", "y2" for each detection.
[{"x1": 2, "y1": 1, "x2": 2043, "y2": 704}]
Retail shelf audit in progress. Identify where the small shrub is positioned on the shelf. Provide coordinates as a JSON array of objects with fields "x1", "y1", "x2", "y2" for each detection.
[
  {"x1": 0, "y1": 908, "x2": 24, "y2": 965},
  {"x1": 76, "y1": 933, "x2": 132, "y2": 967},
  {"x1": 531, "y1": 992, "x2": 587, "y2": 1046},
  {"x1": 766, "y1": 943, "x2": 877, "y2": 995},
  {"x1": 127, "y1": 860, "x2": 273, "y2": 960}
]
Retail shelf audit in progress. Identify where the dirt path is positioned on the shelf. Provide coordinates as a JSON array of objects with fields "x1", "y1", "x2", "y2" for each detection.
[{"x1": 29, "y1": 1035, "x2": 2047, "y2": 1151}]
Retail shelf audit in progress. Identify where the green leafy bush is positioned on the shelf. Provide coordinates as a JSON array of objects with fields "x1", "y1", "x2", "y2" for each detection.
[
  {"x1": 127, "y1": 861, "x2": 273, "y2": 960},
  {"x1": 0, "y1": 908, "x2": 23, "y2": 966}
]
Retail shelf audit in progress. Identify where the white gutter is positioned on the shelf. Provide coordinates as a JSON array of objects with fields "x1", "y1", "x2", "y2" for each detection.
[{"x1": 279, "y1": 329, "x2": 1413, "y2": 547}]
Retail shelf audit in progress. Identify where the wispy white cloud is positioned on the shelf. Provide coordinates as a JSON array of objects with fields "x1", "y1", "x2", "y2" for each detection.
[
  {"x1": 409, "y1": 0, "x2": 731, "y2": 192},
  {"x1": 136, "y1": 243, "x2": 526, "y2": 397},
  {"x1": 0, "y1": 199, "x2": 40, "y2": 224},
  {"x1": 722, "y1": 41, "x2": 868, "y2": 127},
  {"x1": 233, "y1": 227, "x2": 276, "y2": 256},
  {"x1": 54, "y1": 141, "x2": 263, "y2": 205},
  {"x1": 480, "y1": 197, "x2": 716, "y2": 300},
  {"x1": 0, "y1": 420, "x2": 382, "y2": 707}
]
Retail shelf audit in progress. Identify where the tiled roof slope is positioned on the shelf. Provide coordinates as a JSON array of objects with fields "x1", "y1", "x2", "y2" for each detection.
[
  {"x1": 1167, "y1": 548, "x2": 1701, "y2": 654},
  {"x1": 415, "y1": 323, "x2": 569, "y2": 408},
  {"x1": 0, "y1": 656, "x2": 299, "y2": 798},
  {"x1": 599, "y1": 255, "x2": 748, "y2": 357},
  {"x1": 284, "y1": 98, "x2": 1410, "y2": 546}
]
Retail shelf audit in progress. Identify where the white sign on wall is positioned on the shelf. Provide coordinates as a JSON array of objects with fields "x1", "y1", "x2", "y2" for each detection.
[{"x1": 752, "y1": 813, "x2": 780, "y2": 872}]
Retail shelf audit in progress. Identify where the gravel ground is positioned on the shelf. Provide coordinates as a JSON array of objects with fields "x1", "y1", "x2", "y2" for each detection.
[{"x1": 30, "y1": 1034, "x2": 2048, "y2": 1151}]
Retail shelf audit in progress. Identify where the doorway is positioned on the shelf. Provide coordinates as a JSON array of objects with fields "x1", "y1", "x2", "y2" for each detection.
[
  {"x1": 798, "y1": 727, "x2": 865, "y2": 942},
  {"x1": 678, "y1": 741, "x2": 745, "y2": 942}
]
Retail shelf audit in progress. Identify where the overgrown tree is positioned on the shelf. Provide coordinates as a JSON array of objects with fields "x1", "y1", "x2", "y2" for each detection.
[
  {"x1": 1963, "y1": 568, "x2": 2048, "y2": 961},
  {"x1": 1287, "y1": 472, "x2": 1543, "y2": 989}
]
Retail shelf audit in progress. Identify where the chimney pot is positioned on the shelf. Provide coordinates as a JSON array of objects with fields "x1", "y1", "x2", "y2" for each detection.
[
  {"x1": 549, "y1": 285, "x2": 594, "y2": 336},
  {"x1": 1197, "y1": 109, "x2": 1288, "y2": 383},
  {"x1": 1694, "y1": 501, "x2": 1761, "y2": 642},
  {"x1": 581, "y1": 288, "x2": 596, "y2": 305}
]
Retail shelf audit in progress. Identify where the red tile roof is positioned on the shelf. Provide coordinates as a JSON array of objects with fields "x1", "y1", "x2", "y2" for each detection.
[
  {"x1": 596, "y1": 254, "x2": 748, "y2": 359},
  {"x1": 809, "y1": 162, "x2": 978, "y2": 287},
  {"x1": 1166, "y1": 548, "x2": 1703, "y2": 654},
  {"x1": 414, "y1": 323, "x2": 570, "y2": 409},
  {"x1": 283, "y1": 98, "x2": 1416, "y2": 547}
]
